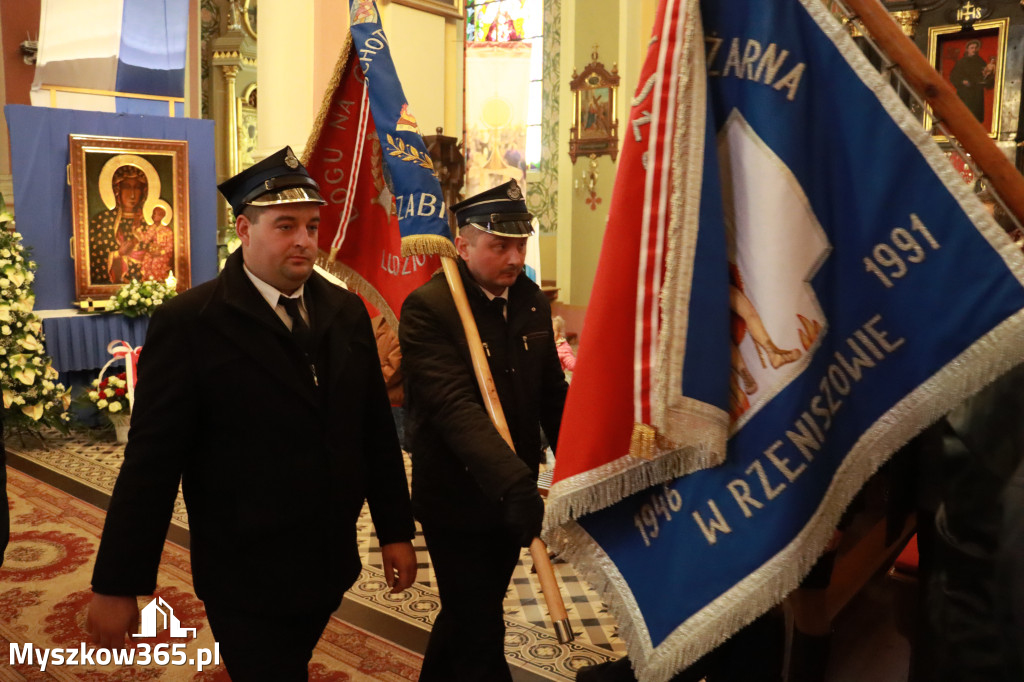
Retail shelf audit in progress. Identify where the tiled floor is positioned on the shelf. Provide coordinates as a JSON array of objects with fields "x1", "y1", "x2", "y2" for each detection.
[
  {"x1": 6, "y1": 430, "x2": 622, "y2": 681},
  {"x1": 6, "y1": 429, "x2": 918, "y2": 682}
]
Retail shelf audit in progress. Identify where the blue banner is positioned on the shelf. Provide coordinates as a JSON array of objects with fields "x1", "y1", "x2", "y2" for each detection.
[
  {"x1": 349, "y1": 0, "x2": 451, "y2": 244},
  {"x1": 548, "y1": 0, "x2": 1024, "y2": 679},
  {"x1": 114, "y1": 0, "x2": 188, "y2": 99}
]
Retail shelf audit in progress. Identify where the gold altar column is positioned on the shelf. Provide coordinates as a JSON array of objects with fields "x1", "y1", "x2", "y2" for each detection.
[
  {"x1": 222, "y1": 65, "x2": 240, "y2": 176},
  {"x1": 211, "y1": 4, "x2": 257, "y2": 233}
]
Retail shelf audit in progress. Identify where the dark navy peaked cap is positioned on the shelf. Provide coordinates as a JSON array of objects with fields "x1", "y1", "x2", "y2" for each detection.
[
  {"x1": 451, "y1": 179, "x2": 535, "y2": 238},
  {"x1": 218, "y1": 146, "x2": 326, "y2": 217}
]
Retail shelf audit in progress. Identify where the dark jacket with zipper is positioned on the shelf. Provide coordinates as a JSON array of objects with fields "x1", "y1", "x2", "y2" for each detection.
[
  {"x1": 399, "y1": 259, "x2": 568, "y2": 529},
  {"x1": 92, "y1": 249, "x2": 414, "y2": 614}
]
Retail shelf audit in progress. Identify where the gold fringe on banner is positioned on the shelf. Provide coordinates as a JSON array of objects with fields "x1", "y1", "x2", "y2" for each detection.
[
  {"x1": 544, "y1": 442, "x2": 719, "y2": 531},
  {"x1": 302, "y1": 35, "x2": 353, "y2": 166},
  {"x1": 327, "y1": 246, "x2": 339, "y2": 265},
  {"x1": 401, "y1": 234, "x2": 457, "y2": 260},
  {"x1": 315, "y1": 251, "x2": 398, "y2": 331},
  {"x1": 629, "y1": 423, "x2": 657, "y2": 460}
]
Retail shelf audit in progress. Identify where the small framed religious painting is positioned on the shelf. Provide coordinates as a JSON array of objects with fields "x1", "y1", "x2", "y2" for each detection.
[
  {"x1": 924, "y1": 17, "x2": 1009, "y2": 139},
  {"x1": 569, "y1": 50, "x2": 620, "y2": 163}
]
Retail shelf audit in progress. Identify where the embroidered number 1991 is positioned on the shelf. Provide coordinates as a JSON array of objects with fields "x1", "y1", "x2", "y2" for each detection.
[{"x1": 864, "y1": 215, "x2": 940, "y2": 288}]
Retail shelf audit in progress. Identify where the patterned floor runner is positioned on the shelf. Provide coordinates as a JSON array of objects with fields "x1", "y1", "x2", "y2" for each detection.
[
  {"x1": 4, "y1": 432, "x2": 624, "y2": 680},
  {"x1": 1, "y1": 465, "x2": 424, "y2": 680}
]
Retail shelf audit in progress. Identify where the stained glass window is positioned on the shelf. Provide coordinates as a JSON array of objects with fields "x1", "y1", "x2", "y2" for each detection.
[{"x1": 466, "y1": 0, "x2": 544, "y2": 169}]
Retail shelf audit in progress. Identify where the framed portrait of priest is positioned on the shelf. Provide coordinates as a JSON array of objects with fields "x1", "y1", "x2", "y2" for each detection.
[
  {"x1": 924, "y1": 17, "x2": 1009, "y2": 140},
  {"x1": 68, "y1": 134, "x2": 191, "y2": 305}
]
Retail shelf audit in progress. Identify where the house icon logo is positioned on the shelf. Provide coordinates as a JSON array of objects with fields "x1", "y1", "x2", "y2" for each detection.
[{"x1": 132, "y1": 596, "x2": 198, "y2": 639}]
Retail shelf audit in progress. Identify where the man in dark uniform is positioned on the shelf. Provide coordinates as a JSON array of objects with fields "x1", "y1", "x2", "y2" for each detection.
[
  {"x1": 400, "y1": 180, "x2": 569, "y2": 681},
  {"x1": 907, "y1": 362, "x2": 1024, "y2": 681},
  {"x1": 86, "y1": 147, "x2": 417, "y2": 680}
]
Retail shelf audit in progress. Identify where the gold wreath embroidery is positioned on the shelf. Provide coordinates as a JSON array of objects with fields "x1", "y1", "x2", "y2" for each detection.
[
  {"x1": 385, "y1": 134, "x2": 435, "y2": 172},
  {"x1": 369, "y1": 133, "x2": 385, "y2": 192}
]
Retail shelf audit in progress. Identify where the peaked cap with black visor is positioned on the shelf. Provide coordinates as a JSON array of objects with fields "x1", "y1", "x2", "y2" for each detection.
[
  {"x1": 451, "y1": 179, "x2": 535, "y2": 238},
  {"x1": 217, "y1": 146, "x2": 326, "y2": 217}
]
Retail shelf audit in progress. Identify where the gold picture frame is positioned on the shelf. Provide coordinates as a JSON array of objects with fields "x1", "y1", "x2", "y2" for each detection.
[
  {"x1": 924, "y1": 17, "x2": 1009, "y2": 140},
  {"x1": 391, "y1": 0, "x2": 464, "y2": 19},
  {"x1": 569, "y1": 51, "x2": 620, "y2": 163},
  {"x1": 68, "y1": 134, "x2": 191, "y2": 304}
]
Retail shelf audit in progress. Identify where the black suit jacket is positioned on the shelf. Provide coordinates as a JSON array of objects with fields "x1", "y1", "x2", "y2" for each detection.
[
  {"x1": 92, "y1": 250, "x2": 414, "y2": 614},
  {"x1": 399, "y1": 259, "x2": 568, "y2": 530}
]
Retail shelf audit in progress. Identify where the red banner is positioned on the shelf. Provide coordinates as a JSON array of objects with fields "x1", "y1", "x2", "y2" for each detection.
[
  {"x1": 303, "y1": 42, "x2": 439, "y2": 326},
  {"x1": 547, "y1": 0, "x2": 691, "y2": 512}
]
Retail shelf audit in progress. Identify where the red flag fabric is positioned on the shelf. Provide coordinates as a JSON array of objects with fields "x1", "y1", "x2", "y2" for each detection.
[
  {"x1": 547, "y1": 0, "x2": 726, "y2": 523},
  {"x1": 302, "y1": 39, "x2": 439, "y2": 328}
]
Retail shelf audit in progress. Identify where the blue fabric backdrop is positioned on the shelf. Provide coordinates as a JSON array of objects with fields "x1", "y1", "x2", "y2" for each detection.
[
  {"x1": 40, "y1": 314, "x2": 148, "y2": 373},
  {"x1": 3, "y1": 105, "x2": 217, "y2": 312}
]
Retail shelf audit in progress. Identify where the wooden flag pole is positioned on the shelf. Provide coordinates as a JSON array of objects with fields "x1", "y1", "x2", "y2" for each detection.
[
  {"x1": 440, "y1": 256, "x2": 575, "y2": 644},
  {"x1": 841, "y1": 0, "x2": 1024, "y2": 225}
]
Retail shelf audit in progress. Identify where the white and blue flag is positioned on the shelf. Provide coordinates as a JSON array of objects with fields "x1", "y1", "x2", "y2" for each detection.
[{"x1": 30, "y1": 0, "x2": 188, "y2": 116}]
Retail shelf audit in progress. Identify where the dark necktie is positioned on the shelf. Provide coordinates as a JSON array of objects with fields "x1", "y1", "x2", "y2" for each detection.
[
  {"x1": 278, "y1": 295, "x2": 311, "y2": 351},
  {"x1": 492, "y1": 297, "x2": 507, "y2": 323}
]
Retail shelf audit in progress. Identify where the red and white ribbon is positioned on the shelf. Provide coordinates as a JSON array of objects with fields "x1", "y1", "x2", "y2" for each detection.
[{"x1": 99, "y1": 339, "x2": 142, "y2": 411}]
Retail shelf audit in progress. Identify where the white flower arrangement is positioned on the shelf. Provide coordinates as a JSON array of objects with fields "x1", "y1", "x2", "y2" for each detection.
[
  {"x1": 0, "y1": 194, "x2": 70, "y2": 431},
  {"x1": 109, "y1": 278, "x2": 177, "y2": 318},
  {"x1": 87, "y1": 372, "x2": 130, "y2": 415}
]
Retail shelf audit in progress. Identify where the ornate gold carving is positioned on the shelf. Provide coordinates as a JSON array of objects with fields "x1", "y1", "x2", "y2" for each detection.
[
  {"x1": 211, "y1": 50, "x2": 254, "y2": 64},
  {"x1": 227, "y1": 0, "x2": 243, "y2": 30},
  {"x1": 841, "y1": 15, "x2": 863, "y2": 39},
  {"x1": 237, "y1": 84, "x2": 258, "y2": 172},
  {"x1": 891, "y1": 10, "x2": 920, "y2": 39},
  {"x1": 242, "y1": 0, "x2": 257, "y2": 39}
]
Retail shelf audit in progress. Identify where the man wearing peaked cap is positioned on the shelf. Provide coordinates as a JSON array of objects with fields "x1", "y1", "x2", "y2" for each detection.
[
  {"x1": 216, "y1": 145, "x2": 326, "y2": 218},
  {"x1": 450, "y1": 178, "x2": 536, "y2": 238},
  {"x1": 399, "y1": 179, "x2": 569, "y2": 680},
  {"x1": 87, "y1": 147, "x2": 417, "y2": 680}
]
